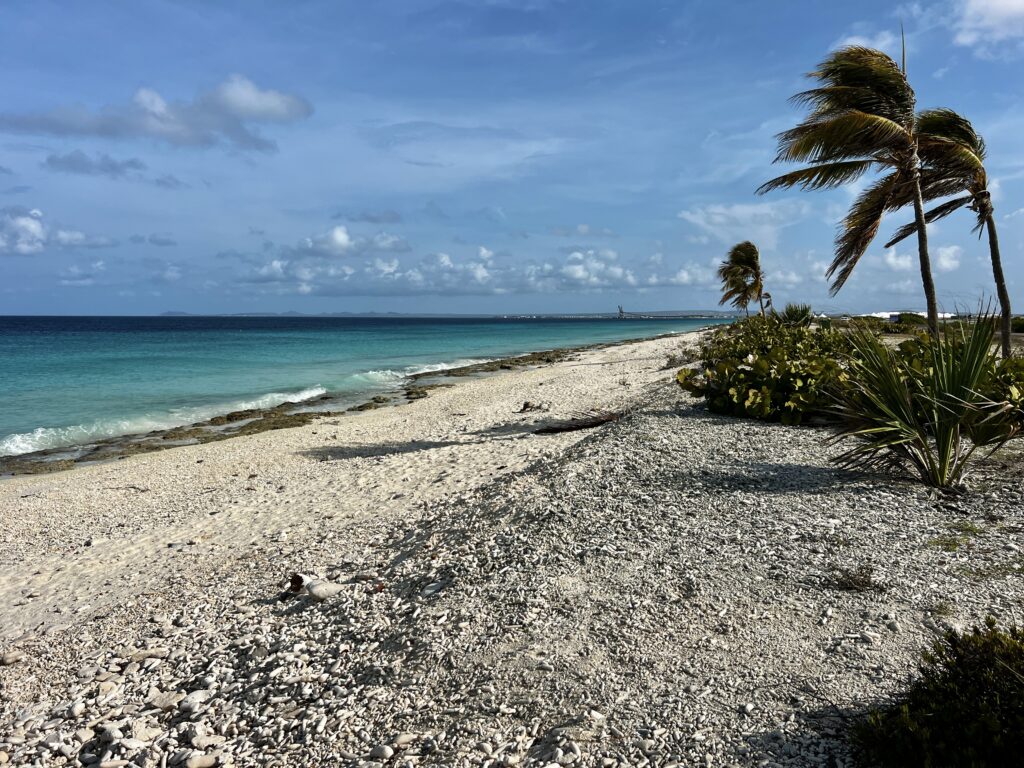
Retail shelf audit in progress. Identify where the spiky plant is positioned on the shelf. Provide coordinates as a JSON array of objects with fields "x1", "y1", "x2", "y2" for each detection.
[
  {"x1": 777, "y1": 302, "x2": 813, "y2": 327},
  {"x1": 885, "y1": 109, "x2": 1013, "y2": 357},
  {"x1": 758, "y1": 46, "x2": 941, "y2": 336},
  {"x1": 831, "y1": 318, "x2": 1019, "y2": 488},
  {"x1": 717, "y1": 241, "x2": 766, "y2": 317}
]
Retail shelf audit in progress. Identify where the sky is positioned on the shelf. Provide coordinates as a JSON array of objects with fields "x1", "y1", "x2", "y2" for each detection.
[{"x1": 1, "y1": 0, "x2": 1023, "y2": 316}]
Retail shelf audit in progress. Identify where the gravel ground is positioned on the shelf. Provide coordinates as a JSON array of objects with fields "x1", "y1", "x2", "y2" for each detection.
[{"x1": 2, "y1": 357, "x2": 1023, "y2": 767}]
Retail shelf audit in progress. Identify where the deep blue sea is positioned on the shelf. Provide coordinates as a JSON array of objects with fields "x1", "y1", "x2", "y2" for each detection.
[{"x1": 0, "y1": 315, "x2": 727, "y2": 456}]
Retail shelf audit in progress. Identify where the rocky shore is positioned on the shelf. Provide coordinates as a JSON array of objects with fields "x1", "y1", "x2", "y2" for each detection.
[{"x1": 2, "y1": 332, "x2": 1022, "y2": 767}]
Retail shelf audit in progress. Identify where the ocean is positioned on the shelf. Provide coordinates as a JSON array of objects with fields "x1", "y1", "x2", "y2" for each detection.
[{"x1": 0, "y1": 315, "x2": 727, "y2": 457}]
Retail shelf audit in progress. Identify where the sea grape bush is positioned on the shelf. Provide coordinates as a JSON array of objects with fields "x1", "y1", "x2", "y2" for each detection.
[{"x1": 676, "y1": 316, "x2": 852, "y2": 425}]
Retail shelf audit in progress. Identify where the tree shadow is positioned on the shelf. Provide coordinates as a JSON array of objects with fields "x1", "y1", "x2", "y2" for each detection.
[
  {"x1": 299, "y1": 439, "x2": 469, "y2": 461},
  {"x1": 739, "y1": 699, "x2": 868, "y2": 767},
  {"x1": 662, "y1": 460, "x2": 875, "y2": 495}
]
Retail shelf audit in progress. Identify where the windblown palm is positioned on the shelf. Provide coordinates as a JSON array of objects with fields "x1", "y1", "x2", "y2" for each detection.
[
  {"x1": 884, "y1": 109, "x2": 1012, "y2": 357},
  {"x1": 757, "y1": 46, "x2": 941, "y2": 335},
  {"x1": 717, "y1": 241, "x2": 766, "y2": 317}
]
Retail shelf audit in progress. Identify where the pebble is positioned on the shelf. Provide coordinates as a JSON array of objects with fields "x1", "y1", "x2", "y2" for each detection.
[
  {"x1": 0, "y1": 365, "x2": 1022, "y2": 768},
  {"x1": 369, "y1": 745, "x2": 394, "y2": 760}
]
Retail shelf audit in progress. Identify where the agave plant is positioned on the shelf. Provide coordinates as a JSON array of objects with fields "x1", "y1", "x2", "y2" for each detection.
[
  {"x1": 831, "y1": 318, "x2": 1019, "y2": 488},
  {"x1": 717, "y1": 241, "x2": 766, "y2": 317}
]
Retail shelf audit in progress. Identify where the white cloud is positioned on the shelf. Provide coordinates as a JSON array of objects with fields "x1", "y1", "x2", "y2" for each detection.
[
  {"x1": 58, "y1": 259, "x2": 106, "y2": 286},
  {"x1": 303, "y1": 225, "x2": 355, "y2": 256},
  {"x1": 677, "y1": 200, "x2": 809, "y2": 250},
  {"x1": 0, "y1": 207, "x2": 46, "y2": 254},
  {"x1": 208, "y1": 74, "x2": 310, "y2": 121},
  {"x1": 833, "y1": 29, "x2": 900, "y2": 54},
  {"x1": 0, "y1": 207, "x2": 112, "y2": 254},
  {"x1": 0, "y1": 75, "x2": 312, "y2": 152},
  {"x1": 370, "y1": 232, "x2": 410, "y2": 252},
  {"x1": 883, "y1": 247, "x2": 914, "y2": 271},
  {"x1": 953, "y1": 0, "x2": 1024, "y2": 50},
  {"x1": 936, "y1": 245, "x2": 963, "y2": 272}
]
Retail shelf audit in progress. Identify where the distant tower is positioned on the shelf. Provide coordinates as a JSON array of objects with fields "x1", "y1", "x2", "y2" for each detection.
[{"x1": 617, "y1": 304, "x2": 625, "y2": 319}]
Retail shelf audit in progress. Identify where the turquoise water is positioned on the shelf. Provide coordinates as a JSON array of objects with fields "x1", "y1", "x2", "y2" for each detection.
[{"x1": 0, "y1": 315, "x2": 727, "y2": 456}]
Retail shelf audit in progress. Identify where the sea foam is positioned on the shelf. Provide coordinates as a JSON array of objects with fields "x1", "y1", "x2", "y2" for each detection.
[{"x1": 0, "y1": 385, "x2": 327, "y2": 457}]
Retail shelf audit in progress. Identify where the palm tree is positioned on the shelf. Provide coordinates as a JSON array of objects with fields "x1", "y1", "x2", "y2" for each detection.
[
  {"x1": 757, "y1": 46, "x2": 941, "y2": 336},
  {"x1": 884, "y1": 109, "x2": 1012, "y2": 357},
  {"x1": 717, "y1": 241, "x2": 766, "y2": 317}
]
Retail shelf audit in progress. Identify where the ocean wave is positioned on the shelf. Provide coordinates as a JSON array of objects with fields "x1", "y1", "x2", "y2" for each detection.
[
  {"x1": 404, "y1": 358, "x2": 493, "y2": 375},
  {"x1": 0, "y1": 385, "x2": 327, "y2": 457}
]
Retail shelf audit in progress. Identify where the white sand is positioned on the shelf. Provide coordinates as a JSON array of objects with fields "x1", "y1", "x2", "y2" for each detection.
[{"x1": 0, "y1": 332, "x2": 696, "y2": 644}]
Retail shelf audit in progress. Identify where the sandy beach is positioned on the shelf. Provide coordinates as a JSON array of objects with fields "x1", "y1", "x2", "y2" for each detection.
[{"x1": 2, "y1": 330, "x2": 1023, "y2": 767}]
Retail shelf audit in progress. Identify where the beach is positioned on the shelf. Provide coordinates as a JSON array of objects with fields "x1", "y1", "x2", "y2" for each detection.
[{"x1": 2, "y1": 330, "x2": 1023, "y2": 767}]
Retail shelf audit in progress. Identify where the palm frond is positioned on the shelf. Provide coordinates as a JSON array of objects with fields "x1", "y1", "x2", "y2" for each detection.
[
  {"x1": 756, "y1": 160, "x2": 873, "y2": 194},
  {"x1": 917, "y1": 108, "x2": 986, "y2": 162},
  {"x1": 775, "y1": 111, "x2": 910, "y2": 164},
  {"x1": 883, "y1": 195, "x2": 973, "y2": 248},
  {"x1": 829, "y1": 173, "x2": 899, "y2": 293}
]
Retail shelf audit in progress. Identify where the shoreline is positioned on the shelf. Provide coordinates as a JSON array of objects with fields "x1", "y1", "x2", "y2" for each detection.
[
  {"x1": 0, "y1": 326, "x2": 718, "y2": 477},
  {"x1": 0, "y1": 328, "x2": 1022, "y2": 767}
]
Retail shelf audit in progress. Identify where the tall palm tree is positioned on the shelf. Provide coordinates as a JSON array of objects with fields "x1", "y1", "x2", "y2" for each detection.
[
  {"x1": 884, "y1": 109, "x2": 1012, "y2": 357},
  {"x1": 757, "y1": 46, "x2": 941, "y2": 336},
  {"x1": 717, "y1": 241, "x2": 766, "y2": 317}
]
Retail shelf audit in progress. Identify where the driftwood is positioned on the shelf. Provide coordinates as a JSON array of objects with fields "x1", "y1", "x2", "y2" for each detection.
[{"x1": 533, "y1": 411, "x2": 621, "y2": 435}]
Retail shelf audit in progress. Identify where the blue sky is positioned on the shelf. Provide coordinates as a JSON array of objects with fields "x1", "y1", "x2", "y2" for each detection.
[{"x1": 1, "y1": 0, "x2": 1023, "y2": 315}]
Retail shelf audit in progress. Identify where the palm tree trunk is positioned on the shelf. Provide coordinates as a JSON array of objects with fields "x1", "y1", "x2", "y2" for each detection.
[
  {"x1": 910, "y1": 156, "x2": 940, "y2": 337},
  {"x1": 758, "y1": 293, "x2": 765, "y2": 317},
  {"x1": 985, "y1": 213, "x2": 1013, "y2": 357}
]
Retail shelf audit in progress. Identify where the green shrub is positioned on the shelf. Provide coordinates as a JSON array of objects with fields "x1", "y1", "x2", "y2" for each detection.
[
  {"x1": 856, "y1": 619, "x2": 1024, "y2": 767},
  {"x1": 898, "y1": 312, "x2": 928, "y2": 326},
  {"x1": 676, "y1": 316, "x2": 852, "y2": 425},
  {"x1": 831, "y1": 320, "x2": 1020, "y2": 488},
  {"x1": 1012, "y1": 316, "x2": 1024, "y2": 334},
  {"x1": 777, "y1": 302, "x2": 813, "y2": 327}
]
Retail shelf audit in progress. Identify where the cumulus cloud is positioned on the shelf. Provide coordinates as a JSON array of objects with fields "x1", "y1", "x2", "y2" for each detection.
[
  {"x1": 833, "y1": 29, "x2": 900, "y2": 54},
  {"x1": 882, "y1": 247, "x2": 914, "y2": 271},
  {"x1": 371, "y1": 232, "x2": 411, "y2": 252},
  {"x1": 42, "y1": 150, "x2": 146, "y2": 178},
  {"x1": 301, "y1": 225, "x2": 356, "y2": 256},
  {"x1": 677, "y1": 200, "x2": 810, "y2": 250},
  {"x1": 231, "y1": 242, "x2": 681, "y2": 298},
  {"x1": 0, "y1": 206, "x2": 115, "y2": 254},
  {"x1": 936, "y1": 244, "x2": 962, "y2": 272},
  {"x1": 0, "y1": 74, "x2": 312, "y2": 152},
  {"x1": 59, "y1": 259, "x2": 106, "y2": 286},
  {"x1": 294, "y1": 225, "x2": 413, "y2": 258},
  {"x1": 953, "y1": 0, "x2": 1024, "y2": 50},
  {"x1": 0, "y1": 207, "x2": 46, "y2": 254}
]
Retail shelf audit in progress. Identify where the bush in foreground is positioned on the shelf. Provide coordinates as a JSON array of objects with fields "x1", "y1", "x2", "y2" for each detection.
[
  {"x1": 856, "y1": 619, "x2": 1024, "y2": 767},
  {"x1": 677, "y1": 316, "x2": 851, "y2": 425}
]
